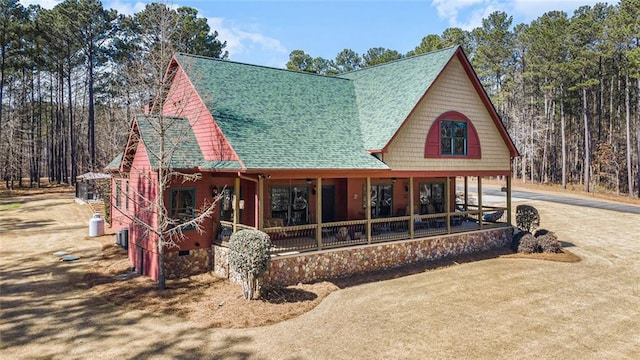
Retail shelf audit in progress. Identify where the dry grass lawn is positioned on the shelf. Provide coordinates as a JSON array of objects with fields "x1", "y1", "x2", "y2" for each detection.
[
  {"x1": 82, "y1": 235, "x2": 580, "y2": 329},
  {"x1": 1, "y1": 183, "x2": 639, "y2": 359}
]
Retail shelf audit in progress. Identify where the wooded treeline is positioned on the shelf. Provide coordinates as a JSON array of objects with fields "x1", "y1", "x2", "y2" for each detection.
[
  {"x1": 0, "y1": 0, "x2": 227, "y2": 189},
  {"x1": 1, "y1": 0, "x2": 638, "y2": 197},
  {"x1": 286, "y1": 1, "x2": 640, "y2": 197}
]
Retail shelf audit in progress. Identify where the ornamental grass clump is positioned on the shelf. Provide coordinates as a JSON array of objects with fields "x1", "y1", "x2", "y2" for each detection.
[
  {"x1": 534, "y1": 229, "x2": 562, "y2": 253},
  {"x1": 228, "y1": 229, "x2": 272, "y2": 300},
  {"x1": 516, "y1": 232, "x2": 539, "y2": 254},
  {"x1": 514, "y1": 229, "x2": 562, "y2": 254}
]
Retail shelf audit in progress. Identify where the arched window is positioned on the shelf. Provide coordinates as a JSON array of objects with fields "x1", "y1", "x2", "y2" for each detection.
[{"x1": 424, "y1": 111, "x2": 481, "y2": 159}]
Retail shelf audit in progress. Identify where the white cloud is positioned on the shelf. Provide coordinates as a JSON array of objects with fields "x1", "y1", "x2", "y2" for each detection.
[
  {"x1": 432, "y1": 0, "x2": 604, "y2": 31},
  {"x1": 512, "y1": 0, "x2": 602, "y2": 20},
  {"x1": 104, "y1": 0, "x2": 147, "y2": 15},
  {"x1": 19, "y1": 0, "x2": 60, "y2": 9},
  {"x1": 208, "y1": 17, "x2": 288, "y2": 65},
  {"x1": 431, "y1": 0, "x2": 488, "y2": 29}
]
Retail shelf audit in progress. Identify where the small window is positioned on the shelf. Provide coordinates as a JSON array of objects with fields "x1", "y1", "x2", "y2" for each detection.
[
  {"x1": 170, "y1": 188, "x2": 195, "y2": 228},
  {"x1": 115, "y1": 180, "x2": 122, "y2": 208},
  {"x1": 125, "y1": 181, "x2": 129, "y2": 210},
  {"x1": 219, "y1": 187, "x2": 234, "y2": 221},
  {"x1": 441, "y1": 120, "x2": 467, "y2": 156}
]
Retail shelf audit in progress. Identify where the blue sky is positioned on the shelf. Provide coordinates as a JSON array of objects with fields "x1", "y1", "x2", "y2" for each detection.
[{"x1": 24, "y1": 0, "x2": 602, "y2": 68}]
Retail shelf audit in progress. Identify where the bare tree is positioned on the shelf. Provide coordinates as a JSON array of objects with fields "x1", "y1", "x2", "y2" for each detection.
[{"x1": 111, "y1": 4, "x2": 218, "y2": 290}]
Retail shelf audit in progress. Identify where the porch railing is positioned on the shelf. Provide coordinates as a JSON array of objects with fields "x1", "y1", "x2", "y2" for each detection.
[{"x1": 216, "y1": 206, "x2": 509, "y2": 255}]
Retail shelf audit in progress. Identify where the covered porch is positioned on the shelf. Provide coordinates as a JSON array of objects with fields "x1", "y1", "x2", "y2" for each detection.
[{"x1": 211, "y1": 173, "x2": 512, "y2": 255}]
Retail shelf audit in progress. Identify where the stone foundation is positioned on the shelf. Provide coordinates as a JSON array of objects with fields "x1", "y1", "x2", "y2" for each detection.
[
  {"x1": 214, "y1": 227, "x2": 513, "y2": 287},
  {"x1": 163, "y1": 247, "x2": 213, "y2": 279}
]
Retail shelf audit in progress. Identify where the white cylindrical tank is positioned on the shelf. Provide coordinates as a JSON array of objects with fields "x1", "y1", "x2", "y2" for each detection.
[{"x1": 89, "y1": 213, "x2": 104, "y2": 237}]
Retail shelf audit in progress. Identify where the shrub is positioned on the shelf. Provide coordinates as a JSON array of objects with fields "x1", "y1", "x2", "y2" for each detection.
[
  {"x1": 516, "y1": 205, "x2": 540, "y2": 233},
  {"x1": 516, "y1": 232, "x2": 539, "y2": 254},
  {"x1": 228, "y1": 229, "x2": 272, "y2": 300},
  {"x1": 511, "y1": 230, "x2": 528, "y2": 252},
  {"x1": 535, "y1": 229, "x2": 562, "y2": 253}
]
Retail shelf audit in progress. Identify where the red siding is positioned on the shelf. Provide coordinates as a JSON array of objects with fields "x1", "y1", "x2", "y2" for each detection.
[
  {"x1": 163, "y1": 65, "x2": 239, "y2": 162},
  {"x1": 127, "y1": 142, "x2": 159, "y2": 278}
]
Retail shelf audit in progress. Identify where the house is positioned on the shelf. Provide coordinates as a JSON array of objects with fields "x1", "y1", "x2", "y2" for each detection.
[{"x1": 108, "y1": 46, "x2": 519, "y2": 286}]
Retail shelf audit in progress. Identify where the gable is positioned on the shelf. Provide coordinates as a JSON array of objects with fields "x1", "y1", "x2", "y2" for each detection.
[
  {"x1": 162, "y1": 62, "x2": 240, "y2": 163},
  {"x1": 135, "y1": 115, "x2": 242, "y2": 170},
  {"x1": 383, "y1": 55, "x2": 512, "y2": 173},
  {"x1": 339, "y1": 46, "x2": 458, "y2": 151}
]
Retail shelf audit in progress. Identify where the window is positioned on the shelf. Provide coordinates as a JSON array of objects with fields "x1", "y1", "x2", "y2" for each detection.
[
  {"x1": 364, "y1": 184, "x2": 393, "y2": 218},
  {"x1": 441, "y1": 120, "x2": 467, "y2": 155},
  {"x1": 125, "y1": 181, "x2": 129, "y2": 210},
  {"x1": 270, "y1": 186, "x2": 309, "y2": 225},
  {"x1": 219, "y1": 187, "x2": 234, "y2": 221},
  {"x1": 170, "y1": 188, "x2": 195, "y2": 227},
  {"x1": 424, "y1": 111, "x2": 480, "y2": 159},
  {"x1": 115, "y1": 181, "x2": 122, "y2": 208},
  {"x1": 419, "y1": 182, "x2": 444, "y2": 214}
]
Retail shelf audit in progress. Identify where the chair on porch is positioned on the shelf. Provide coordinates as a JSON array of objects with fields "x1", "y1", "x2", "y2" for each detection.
[
  {"x1": 409, "y1": 207, "x2": 429, "y2": 230},
  {"x1": 482, "y1": 210, "x2": 504, "y2": 223}
]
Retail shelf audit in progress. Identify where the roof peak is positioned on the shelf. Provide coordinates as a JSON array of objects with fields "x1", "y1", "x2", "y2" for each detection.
[
  {"x1": 174, "y1": 52, "x2": 350, "y2": 81},
  {"x1": 339, "y1": 45, "x2": 459, "y2": 76}
]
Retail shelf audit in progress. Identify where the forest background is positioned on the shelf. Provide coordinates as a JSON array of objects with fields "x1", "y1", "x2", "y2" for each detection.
[{"x1": 1, "y1": 0, "x2": 638, "y2": 197}]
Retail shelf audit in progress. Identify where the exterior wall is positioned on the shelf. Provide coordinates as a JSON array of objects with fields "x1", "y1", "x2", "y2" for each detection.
[
  {"x1": 345, "y1": 177, "x2": 454, "y2": 219},
  {"x1": 126, "y1": 142, "x2": 158, "y2": 277},
  {"x1": 384, "y1": 56, "x2": 511, "y2": 172},
  {"x1": 214, "y1": 227, "x2": 513, "y2": 287},
  {"x1": 163, "y1": 64, "x2": 238, "y2": 162}
]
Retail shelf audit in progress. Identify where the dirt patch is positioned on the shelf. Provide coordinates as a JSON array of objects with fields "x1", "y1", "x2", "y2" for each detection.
[{"x1": 82, "y1": 238, "x2": 579, "y2": 328}]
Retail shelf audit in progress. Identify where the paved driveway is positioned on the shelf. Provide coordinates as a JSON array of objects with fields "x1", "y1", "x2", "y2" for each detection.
[{"x1": 1, "y1": 192, "x2": 639, "y2": 359}]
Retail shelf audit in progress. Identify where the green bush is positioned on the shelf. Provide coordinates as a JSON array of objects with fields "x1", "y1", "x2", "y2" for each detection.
[
  {"x1": 516, "y1": 205, "x2": 540, "y2": 233},
  {"x1": 534, "y1": 229, "x2": 562, "y2": 253},
  {"x1": 228, "y1": 229, "x2": 272, "y2": 300}
]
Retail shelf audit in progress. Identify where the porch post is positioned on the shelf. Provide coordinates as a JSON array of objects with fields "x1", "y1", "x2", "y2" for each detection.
[
  {"x1": 234, "y1": 177, "x2": 240, "y2": 232},
  {"x1": 464, "y1": 176, "x2": 469, "y2": 211},
  {"x1": 409, "y1": 177, "x2": 414, "y2": 239},
  {"x1": 477, "y1": 176, "x2": 483, "y2": 230},
  {"x1": 366, "y1": 177, "x2": 371, "y2": 244},
  {"x1": 445, "y1": 177, "x2": 451, "y2": 234},
  {"x1": 506, "y1": 175, "x2": 512, "y2": 226},
  {"x1": 258, "y1": 176, "x2": 264, "y2": 230},
  {"x1": 316, "y1": 177, "x2": 322, "y2": 250}
]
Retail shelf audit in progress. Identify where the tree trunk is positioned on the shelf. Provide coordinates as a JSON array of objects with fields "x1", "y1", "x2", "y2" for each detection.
[
  {"x1": 88, "y1": 42, "x2": 96, "y2": 169},
  {"x1": 561, "y1": 86, "x2": 567, "y2": 190},
  {"x1": 636, "y1": 77, "x2": 640, "y2": 198},
  {"x1": 583, "y1": 87, "x2": 590, "y2": 193},
  {"x1": 67, "y1": 56, "x2": 76, "y2": 186},
  {"x1": 625, "y1": 74, "x2": 632, "y2": 196},
  {"x1": 0, "y1": 42, "x2": 5, "y2": 143}
]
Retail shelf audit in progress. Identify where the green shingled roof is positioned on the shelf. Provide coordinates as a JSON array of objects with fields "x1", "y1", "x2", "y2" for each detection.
[
  {"x1": 137, "y1": 115, "x2": 242, "y2": 170},
  {"x1": 175, "y1": 54, "x2": 388, "y2": 170},
  {"x1": 172, "y1": 46, "x2": 458, "y2": 170},
  {"x1": 338, "y1": 46, "x2": 458, "y2": 151},
  {"x1": 104, "y1": 153, "x2": 122, "y2": 172}
]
